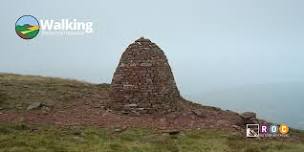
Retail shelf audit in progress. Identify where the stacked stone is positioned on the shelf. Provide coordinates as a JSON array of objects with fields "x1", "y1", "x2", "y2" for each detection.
[{"x1": 109, "y1": 37, "x2": 181, "y2": 114}]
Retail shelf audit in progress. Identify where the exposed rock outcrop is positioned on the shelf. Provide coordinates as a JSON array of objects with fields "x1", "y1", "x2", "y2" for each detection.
[{"x1": 241, "y1": 112, "x2": 258, "y2": 124}]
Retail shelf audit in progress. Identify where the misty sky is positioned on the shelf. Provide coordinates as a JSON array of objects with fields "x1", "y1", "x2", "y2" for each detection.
[{"x1": 1, "y1": 0, "x2": 304, "y2": 127}]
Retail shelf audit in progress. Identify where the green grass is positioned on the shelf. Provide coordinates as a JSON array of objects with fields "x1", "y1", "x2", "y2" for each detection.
[
  {"x1": 0, "y1": 73, "x2": 110, "y2": 110},
  {"x1": 1, "y1": 73, "x2": 304, "y2": 151},
  {"x1": 0, "y1": 123, "x2": 303, "y2": 152},
  {"x1": 15, "y1": 25, "x2": 29, "y2": 32},
  {"x1": 23, "y1": 30, "x2": 39, "y2": 39},
  {"x1": 15, "y1": 25, "x2": 39, "y2": 39}
]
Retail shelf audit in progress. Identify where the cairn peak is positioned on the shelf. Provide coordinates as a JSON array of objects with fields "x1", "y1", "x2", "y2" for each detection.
[
  {"x1": 108, "y1": 37, "x2": 182, "y2": 114},
  {"x1": 134, "y1": 37, "x2": 152, "y2": 43}
]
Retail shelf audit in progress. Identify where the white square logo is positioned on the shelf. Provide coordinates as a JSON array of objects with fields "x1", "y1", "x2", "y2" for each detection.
[{"x1": 246, "y1": 124, "x2": 259, "y2": 138}]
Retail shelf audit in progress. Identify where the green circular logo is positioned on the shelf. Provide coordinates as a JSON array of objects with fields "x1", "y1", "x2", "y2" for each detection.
[{"x1": 15, "y1": 15, "x2": 40, "y2": 40}]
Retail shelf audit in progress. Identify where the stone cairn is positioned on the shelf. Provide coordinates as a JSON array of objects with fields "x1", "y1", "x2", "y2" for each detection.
[{"x1": 108, "y1": 37, "x2": 182, "y2": 114}]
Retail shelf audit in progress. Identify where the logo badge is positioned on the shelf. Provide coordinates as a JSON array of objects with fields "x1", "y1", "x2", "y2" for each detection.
[
  {"x1": 279, "y1": 124, "x2": 289, "y2": 134},
  {"x1": 15, "y1": 15, "x2": 40, "y2": 39},
  {"x1": 270, "y1": 125, "x2": 278, "y2": 134},
  {"x1": 246, "y1": 124, "x2": 259, "y2": 138},
  {"x1": 260, "y1": 124, "x2": 268, "y2": 134}
]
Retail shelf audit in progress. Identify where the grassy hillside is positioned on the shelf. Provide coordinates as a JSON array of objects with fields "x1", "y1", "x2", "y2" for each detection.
[
  {"x1": 0, "y1": 123, "x2": 303, "y2": 152},
  {"x1": 0, "y1": 73, "x2": 303, "y2": 152},
  {"x1": 0, "y1": 73, "x2": 110, "y2": 110},
  {"x1": 15, "y1": 24, "x2": 39, "y2": 39}
]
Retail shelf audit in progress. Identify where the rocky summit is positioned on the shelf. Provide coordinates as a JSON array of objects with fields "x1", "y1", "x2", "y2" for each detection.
[{"x1": 108, "y1": 37, "x2": 182, "y2": 114}]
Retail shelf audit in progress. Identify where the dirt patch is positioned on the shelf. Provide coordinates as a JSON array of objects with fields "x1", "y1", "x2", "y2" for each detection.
[{"x1": 0, "y1": 99, "x2": 246, "y2": 131}]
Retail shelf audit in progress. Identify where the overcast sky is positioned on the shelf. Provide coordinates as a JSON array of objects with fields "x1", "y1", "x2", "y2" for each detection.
[{"x1": 1, "y1": 0, "x2": 304, "y2": 97}]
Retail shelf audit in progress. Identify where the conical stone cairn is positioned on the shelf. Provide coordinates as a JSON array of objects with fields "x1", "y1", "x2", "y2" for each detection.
[{"x1": 108, "y1": 37, "x2": 182, "y2": 114}]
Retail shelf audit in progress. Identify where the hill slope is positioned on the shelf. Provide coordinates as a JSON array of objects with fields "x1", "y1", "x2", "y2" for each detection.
[
  {"x1": 0, "y1": 73, "x2": 248, "y2": 129},
  {"x1": 0, "y1": 73, "x2": 303, "y2": 152},
  {"x1": 0, "y1": 73, "x2": 110, "y2": 110},
  {"x1": 0, "y1": 123, "x2": 303, "y2": 152}
]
